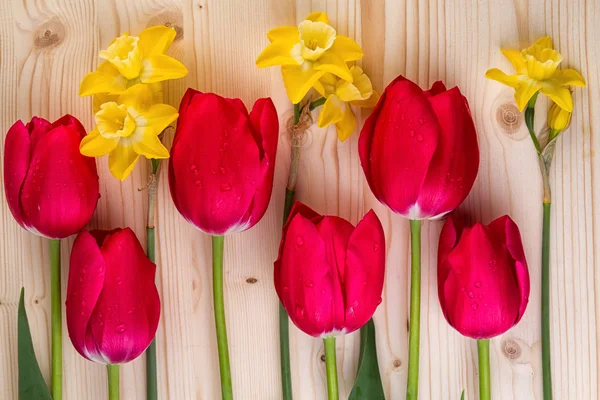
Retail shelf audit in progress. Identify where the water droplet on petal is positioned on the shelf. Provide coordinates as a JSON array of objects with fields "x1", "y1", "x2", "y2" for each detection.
[
  {"x1": 190, "y1": 164, "x2": 197, "y2": 172},
  {"x1": 416, "y1": 135, "x2": 424, "y2": 142},
  {"x1": 409, "y1": 130, "x2": 415, "y2": 137},
  {"x1": 471, "y1": 303, "x2": 479, "y2": 310},
  {"x1": 295, "y1": 305, "x2": 305, "y2": 319},
  {"x1": 373, "y1": 243, "x2": 380, "y2": 251},
  {"x1": 419, "y1": 118, "x2": 424, "y2": 124},
  {"x1": 115, "y1": 324, "x2": 127, "y2": 334},
  {"x1": 81, "y1": 300, "x2": 86, "y2": 306},
  {"x1": 296, "y1": 236, "x2": 304, "y2": 247},
  {"x1": 283, "y1": 286, "x2": 289, "y2": 293},
  {"x1": 69, "y1": 159, "x2": 74, "y2": 165},
  {"x1": 195, "y1": 180, "x2": 202, "y2": 187},
  {"x1": 219, "y1": 167, "x2": 227, "y2": 175},
  {"x1": 478, "y1": 294, "x2": 484, "y2": 300},
  {"x1": 468, "y1": 291, "x2": 474, "y2": 298},
  {"x1": 305, "y1": 279, "x2": 314, "y2": 288},
  {"x1": 220, "y1": 183, "x2": 232, "y2": 192},
  {"x1": 474, "y1": 281, "x2": 482, "y2": 288}
]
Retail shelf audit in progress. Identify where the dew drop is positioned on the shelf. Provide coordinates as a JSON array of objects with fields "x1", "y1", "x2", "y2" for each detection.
[
  {"x1": 190, "y1": 164, "x2": 197, "y2": 172},
  {"x1": 35, "y1": 164, "x2": 40, "y2": 171},
  {"x1": 471, "y1": 303, "x2": 479, "y2": 310},
  {"x1": 195, "y1": 180, "x2": 202, "y2": 187},
  {"x1": 419, "y1": 118, "x2": 424, "y2": 124},
  {"x1": 305, "y1": 279, "x2": 314, "y2": 288},
  {"x1": 69, "y1": 159, "x2": 74, "y2": 165},
  {"x1": 416, "y1": 135, "x2": 424, "y2": 142},
  {"x1": 219, "y1": 167, "x2": 227, "y2": 175},
  {"x1": 474, "y1": 281, "x2": 482, "y2": 288},
  {"x1": 321, "y1": 289, "x2": 326, "y2": 294},
  {"x1": 283, "y1": 286, "x2": 289, "y2": 293},
  {"x1": 373, "y1": 243, "x2": 380, "y2": 251},
  {"x1": 115, "y1": 324, "x2": 127, "y2": 334},
  {"x1": 245, "y1": 175, "x2": 251, "y2": 180},
  {"x1": 296, "y1": 236, "x2": 304, "y2": 247},
  {"x1": 467, "y1": 291, "x2": 474, "y2": 299},
  {"x1": 409, "y1": 130, "x2": 415, "y2": 137},
  {"x1": 478, "y1": 294, "x2": 484, "y2": 300},
  {"x1": 220, "y1": 183, "x2": 232, "y2": 192},
  {"x1": 348, "y1": 306, "x2": 355, "y2": 315},
  {"x1": 250, "y1": 180, "x2": 256, "y2": 185},
  {"x1": 295, "y1": 305, "x2": 305, "y2": 319},
  {"x1": 23, "y1": 194, "x2": 30, "y2": 199},
  {"x1": 80, "y1": 311, "x2": 85, "y2": 316},
  {"x1": 460, "y1": 287, "x2": 466, "y2": 292},
  {"x1": 401, "y1": 113, "x2": 406, "y2": 120},
  {"x1": 81, "y1": 300, "x2": 86, "y2": 306}
]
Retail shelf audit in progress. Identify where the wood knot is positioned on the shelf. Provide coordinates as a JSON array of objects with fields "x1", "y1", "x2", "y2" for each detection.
[
  {"x1": 245, "y1": 277, "x2": 258, "y2": 284},
  {"x1": 147, "y1": 11, "x2": 183, "y2": 40},
  {"x1": 502, "y1": 339, "x2": 522, "y2": 359},
  {"x1": 34, "y1": 298, "x2": 39, "y2": 304},
  {"x1": 34, "y1": 18, "x2": 65, "y2": 49},
  {"x1": 320, "y1": 354, "x2": 326, "y2": 362},
  {"x1": 494, "y1": 101, "x2": 527, "y2": 140},
  {"x1": 393, "y1": 359, "x2": 402, "y2": 368}
]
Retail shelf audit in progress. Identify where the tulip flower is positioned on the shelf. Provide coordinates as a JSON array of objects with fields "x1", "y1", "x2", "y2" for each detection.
[
  {"x1": 438, "y1": 214, "x2": 530, "y2": 400},
  {"x1": 67, "y1": 228, "x2": 160, "y2": 400},
  {"x1": 274, "y1": 202, "x2": 385, "y2": 399},
  {"x1": 486, "y1": 36, "x2": 585, "y2": 400},
  {"x1": 358, "y1": 75, "x2": 479, "y2": 399},
  {"x1": 79, "y1": 26, "x2": 187, "y2": 96},
  {"x1": 169, "y1": 89, "x2": 278, "y2": 399},
  {"x1": 3, "y1": 114, "x2": 99, "y2": 400}
]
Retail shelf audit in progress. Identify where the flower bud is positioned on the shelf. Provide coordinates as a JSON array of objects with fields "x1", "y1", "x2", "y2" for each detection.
[{"x1": 547, "y1": 102, "x2": 571, "y2": 139}]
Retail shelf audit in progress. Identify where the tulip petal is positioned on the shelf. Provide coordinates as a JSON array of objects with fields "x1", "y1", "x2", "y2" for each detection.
[
  {"x1": 108, "y1": 141, "x2": 140, "y2": 181},
  {"x1": 28, "y1": 117, "x2": 54, "y2": 150},
  {"x1": 281, "y1": 63, "x2": 325, "y2": 104},
  {"x1": 140, "y1": 54, "x2": 188, "y2": 83},
  {"x1": 416, "y1": 87, "x2": 479, "y2": 219},
  {"x1": 444, "y1": 224, "x2": 523, "y2": 339},
  {"x1": 80, "y1": 129, "x2": 119, "y2": 157},
  {"x1": 66, "y1": 230, "x2": 106, "y2": 363},
  {"x1": 138, "y1": 26, "x2": 176, "y2": 57},
  {"x1": 169, "y1": 93, "x2": 261, "y2": 234},
  {"x1": 87, "y1": 228, "x2": 160, "y2": 364},
  {"x1": 423, "y1": 81, "x2": 447, "y2": 97},
  {"x1": 487, "y1": 215, "x2": 530, "y2": 320},
  {"x1": 243, "y1": 98, "x2": 279, "y2": 228},
  {"x1": 329, "y1": 35, "x2": 364, "y2": 62},
  {"x1": 437, "y1": 214, "x2": 463, "y2": 322},
  {"x1": 20, "y1": 123, "x2": 99, "y2": 238},
  {"x1": 79, "y1": 61, "x2": 129, "y2": 96},
  {"x1": 361, "y1": 76, "x2": 440, "y2": 216},
  {"x1": 274, "y1": 212, "x2": 343, "y2": 336},
  {"x1": 4, "y1": 121, "x2": 33, "y2": 230},
  {"x1": 343, "y1": 210, "x2": 385, "y2": 333}
]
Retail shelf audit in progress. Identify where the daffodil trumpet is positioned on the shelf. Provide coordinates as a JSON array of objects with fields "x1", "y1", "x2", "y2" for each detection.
[{"x1": 486, "y1": 36, "x2": 586, "y2": 400}]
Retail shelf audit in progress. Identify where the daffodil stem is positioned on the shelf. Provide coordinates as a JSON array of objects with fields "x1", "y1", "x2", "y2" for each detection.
[
  {"x1": 542, "y1": 202, "x2": 553, "y2": 400},
  {"x1": 309, "y1": 97, "x2": 326, "y2": 111},
  {"x1": 477, "y1": 340, "x2": 491, "y2": 400},
  {"x1": 525, "y1": 92, "x2": 542, "y2": 155},
  {"x1": 107, "y1": 364, "x2": 120, "y2": 400},
  {"x1": 146, "y1": 159, "x2": 160, "y2": 400},
  {"x1": 323, "y1": 337, "x2": 339, "y2": 400},
  {"x1": 212, "y1": 235, "x2": 233, "y2": 400},
  {"x1": 407, "y1": 220, "x2": 421, "y2": 400},
  {"x1": 50, "y1": 239, "x2": 62, "y2": 400}
]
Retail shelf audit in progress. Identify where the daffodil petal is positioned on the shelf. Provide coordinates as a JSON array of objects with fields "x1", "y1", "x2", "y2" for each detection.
[
  {"x1": 281, "y1": 63, "x2": 325, "y2": 104},
  {"x1": 551, "y1": 69, "x2": 586, "y2": 87},
  {"x1": 540, "y1": 83, "x2": 573, "y2": 112},
  {"x1": 306, "y1": 12, "x2": 329, "y2": 23},
  {"x1": 352, "y1": 91, "x2": 380, "y2": 108},
  {"x1": 138, "y1": 26, "x2": 177, "y2": 57},
  {"x1": 514, "y1": 80, "x2": 541, "y2": 111},
  {"x1": 317, "y1": 95, "x2": 344, "y2": 127},
  {"x1": 534, "y1": 36, "x2": 553, "y2": 49},
  {"x1": 314, "y1": 52, "x2": 352, "y2": 81},
  {"x1": 256, "y1": 40, "x2": 303, "y2": 67},
  {"x1": 335, "y1": 105, "x2": 356, "y2": 142},
  {"x1": 80, "y1": 129, "x2": 119, "y2": 157},
  {"x1": 137, "y1": 104, "x2": 179, "y2": 133},
  {"x1": 79, "y1": 62, "x2": 128, "y2": 96},
  {"x1": 131, "y1": 127, "x2": 170, "y2": 159},
  {"x1": 336, "y1": 81, "x2": 362, "y2": 102},
  {"x1": 313, "y1": 80, "x2": 327, "y2": 97},
  {"x1": 330, "y1": 35, "x2": 364, "y2": 62},
  {"x1": 140, "y1": 54, "x2": 188, "y2": 83},
  {"x1": 267, "y1": 26, "x2": 299, "y2": 42},
  {"x1": 93, "y1": 93, "x2": 119, "y2": 114},
  {"x1": 485, "y1": 68, "x2": 521, "y2": 89},
  {"x1": 117, "y1": 84, "x2": 162, "y2": 111},
  {"x1": 500, "y1": 48, "x2": 526, "y2": 73},
  {"x1": 108, "y1": 141, "x2": 140, "y2": 181}
]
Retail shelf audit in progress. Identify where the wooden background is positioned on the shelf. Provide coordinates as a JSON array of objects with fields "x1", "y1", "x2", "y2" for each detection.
[{"x1": 0, "y1": 0, "x2": 598, "y2": 398}]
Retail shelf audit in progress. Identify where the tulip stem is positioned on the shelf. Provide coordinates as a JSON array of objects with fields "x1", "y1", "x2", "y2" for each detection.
[
  {"x1": 477, "y1": 339, "x2": 491, "y2": 400},
  {"x1": 212, "y1": 235, "x2": 233, "y2": 400},
  {"x1": 542, "y1": 202, "x2": 553, "y2": 400},
  {"x1": 323, "y1": 337, "x2": 339, "y2": 400},
  {"x1": 49, "y1": 239, "x2": 62, "y2": 400},
  {"x1": 407, "y1": 220, "x2": 421, "y2": 400},
  {"x1": 107, "y1": 364, "x2": 120, "y2": 400}
]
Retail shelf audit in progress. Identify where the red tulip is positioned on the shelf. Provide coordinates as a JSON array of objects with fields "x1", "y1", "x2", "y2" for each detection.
[
  {"x1": 3, "y1": 115, "x2": 99, "y2": 238},
  {"x1": 274, "y1": 202, "x2": 385, "y2": 337},
  {"x1": 438, "y1": 214, "x2": 530, "y2": 339},
  {"x1": 169, "y1": 89, "x2": 279, "y2": 235},
  {"x1": 359, "y1": 76, "x2": 479, "y2": 220},
  {"x1": 66, "y1": 228, "x2": 160, "y2": 364}
]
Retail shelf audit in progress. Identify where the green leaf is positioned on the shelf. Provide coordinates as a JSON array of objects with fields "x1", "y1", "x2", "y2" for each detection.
[
  {"x1": 349, "y1": 319, "x2": 385, "y2": 400},
  {"x1": 461, "y1": 389, "x2": 465, "y2": 400},
  {"x1": 18, "y1": 288, "x2": 51, "y2": 400}
]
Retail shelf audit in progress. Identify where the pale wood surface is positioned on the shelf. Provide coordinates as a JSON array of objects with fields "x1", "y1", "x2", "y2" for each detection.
[{"x1": 0, "y1": 0, "x2": 598, "y2": 399}]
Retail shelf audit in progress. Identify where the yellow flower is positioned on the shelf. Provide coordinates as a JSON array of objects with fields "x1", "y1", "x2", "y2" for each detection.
[
  {"x1": 314, "y1": 66, "x2": 379, "y2": 141},
  {"x1": 80, "y1": 26, "x2": 188, "y2": 96},
  {"x1": 485, "y1": 36, "x2": 586, "y2": 112},
  {"x1": 80, "y1": 85, "x2": 178, "y2": 180},
  {"x1": 547, "y1": 102, "x2": 571, "y2": 139},
  {"x1": 256, "y1": 12, "x2": 364, "y2": 104}
]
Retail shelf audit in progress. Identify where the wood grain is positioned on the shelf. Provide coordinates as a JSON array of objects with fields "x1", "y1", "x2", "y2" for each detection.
[{"x1": 0, "y1": 0, "x2": 598, "y2": 399}]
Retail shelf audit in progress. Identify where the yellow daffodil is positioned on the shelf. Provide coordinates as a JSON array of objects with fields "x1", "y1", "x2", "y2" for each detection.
[
  {"x1": 256, "y1": 12, "x2": 364, "y2": 104},
  {"x1": 80, "y1": 26, "x2": 187, "y2": 96},
  {"x1": 548, "y1": 102, "x2": 571, "y2": 139},
  {"x1": 314, "y1": 66, "x2": 379, "y2": 141},
  {"x1": 485, "y1": 36, "x2": 586, "y2": 112},
  {"x1": 80, "y1": 85, "x2": 178, "y2": 180}
]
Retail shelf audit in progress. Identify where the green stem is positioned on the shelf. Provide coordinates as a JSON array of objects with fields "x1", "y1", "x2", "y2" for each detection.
[
  {"x1": 542, "y1": 202, "x2": 553, "y2": 400},
  {"x1": 212, "y1": 236, "x2": 233, "y2": 400},
  {"x1": 524, "y1": 92, "x2": 542, "y2": 155},
  {"x1": 406, "y1": 220, "x2": 421, "y2": 400},
  {"x1": 309, "y1": 97, "x2": 326, "y2": 111},
  {"x1": 477, "y1": 340, "x2": 491, "y2": 400},
  {"x1": 107, "y1": 364, "x2": 120, "y2": 400},
  {"x1": 49, "y1": 239, "x2": 62, "y2": 400},
  {"x1": 323, "y1": 337, "x2": 339, "y2": 400}
]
